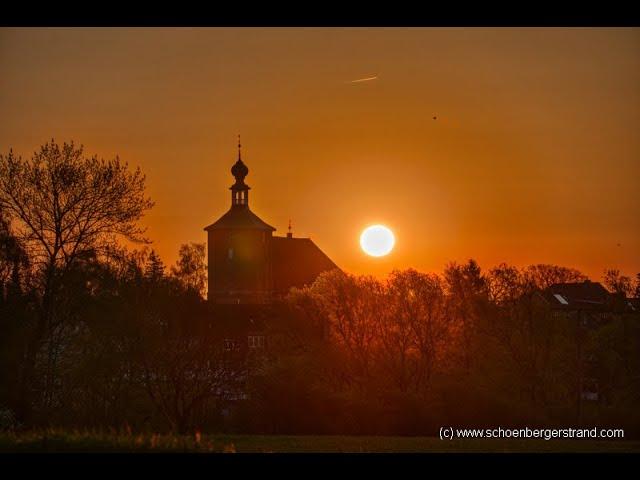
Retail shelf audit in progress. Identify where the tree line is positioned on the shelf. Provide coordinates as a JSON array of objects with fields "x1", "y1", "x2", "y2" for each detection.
[
  {"x1": 1, "y1": 141, "x2": 639, "y2": 436},
  {"x1": 251, "y1": 264, "x2": 639, "y2": 436}
]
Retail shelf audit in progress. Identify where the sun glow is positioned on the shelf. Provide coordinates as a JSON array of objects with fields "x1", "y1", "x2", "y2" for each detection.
[{"x1": 360, "y1": 225, "x2": 395, "y2": 257}]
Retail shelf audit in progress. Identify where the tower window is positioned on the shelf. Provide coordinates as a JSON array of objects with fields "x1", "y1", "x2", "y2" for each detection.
[
  {"x1": 228, "y1": 248, "x2": 234, "y2": 260},
  {"x1": 233, "y1": 190, "x2": 249, "y2": 205}
]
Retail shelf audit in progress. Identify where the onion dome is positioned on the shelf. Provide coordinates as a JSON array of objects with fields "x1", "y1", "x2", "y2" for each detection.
[{"x1": 231, "y1": 135, "x2": 249, "y2": 181}]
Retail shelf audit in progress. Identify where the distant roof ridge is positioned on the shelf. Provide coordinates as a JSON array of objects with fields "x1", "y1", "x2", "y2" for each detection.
[
  {"x1": 549, "y1": 279, "x2": 598, "y2": 286},
  {"x1": 273, "y1": 235, "x2": 312, "y2": 240},
  {"x1": 544, "y1": 280, "x2": 616, "y2": 310}
]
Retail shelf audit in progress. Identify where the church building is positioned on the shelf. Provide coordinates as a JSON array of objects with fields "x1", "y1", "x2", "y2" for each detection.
[{"x1": 204, "y1": 138, "x2": 338, "y2": 305}]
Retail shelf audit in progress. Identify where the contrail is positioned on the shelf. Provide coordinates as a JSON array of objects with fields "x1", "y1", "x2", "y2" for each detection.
[{"x1": 348, "y1": 75, "x2": 378, "y2": 83}]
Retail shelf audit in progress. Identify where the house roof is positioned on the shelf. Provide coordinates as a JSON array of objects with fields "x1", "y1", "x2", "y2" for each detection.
[
  {"x1": 272, "y1": 236, "x2": 339, "y2": 293},
  {"x1": 543, "y1": 281, "x2": 613, "y2": 310},
  {"x1": 204, "y1": 206, "x2": 276, "y2": 232}
]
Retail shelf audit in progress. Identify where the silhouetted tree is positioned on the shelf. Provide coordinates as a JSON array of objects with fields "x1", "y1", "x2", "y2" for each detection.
[
  {"x1": 0, "y1": 140, "x2": 154, "y2": 422},
  {"x1": 483, "y1": 265, "x2": 576, "y2": 415},
  {"x1": 311, "y1": 270, "x2": 383, "y2": 388},
  {"x1": 383, "y1": 269, "x2": 451, "y2": 393},
  {"x1": 487, "y1": 263, "x2": 527, "y2": 304},
  {"x1": 523, "y1": 264, "x2": 586, "y2": 289},
  {"x1": 444, "y1": 259, "x2": 489, "y2": 372},
  {"x1": 144, "y1": 250, "x2": 165, "y2": 283},
  {"x1": 603, "y1": 269, "x2": 633, "y2": 297},
  {"x1": 0, "y1": 209, "x2": 33, "y2": 417},
  {"x1": 137, "y1": 320, "x2": 242, "y2": 434},
  {"x1": 0, "y1": 209, "x2": 29, "y2": 299},
  {"x1": 170, "y1": 242, "x2": 207, "y2": 298}
]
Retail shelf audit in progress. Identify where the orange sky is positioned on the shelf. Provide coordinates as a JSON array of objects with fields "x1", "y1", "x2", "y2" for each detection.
[{"x1": 1, "y1": 28, "x2": 638, "y2": 280}]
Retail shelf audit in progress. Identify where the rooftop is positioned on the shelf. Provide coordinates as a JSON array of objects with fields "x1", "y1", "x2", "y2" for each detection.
[
  {"x1": 543, "y1": 280, "x2": 618, "y2": 311},
  {"x1": 272, "y1": 235, "x2": 339, "y2": 293},
  {"x1": 204, "y1": 206, "x2": 276, "y2": 231}
]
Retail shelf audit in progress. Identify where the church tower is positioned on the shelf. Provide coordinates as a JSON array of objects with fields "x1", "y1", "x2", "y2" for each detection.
[{"x1": 204, "y1": 137, "x2": 275, "y2": 304}]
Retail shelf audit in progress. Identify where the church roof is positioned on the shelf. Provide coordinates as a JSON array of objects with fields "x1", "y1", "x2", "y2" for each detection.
[
  {"x1": 204, "y1": 206, "x2": 276, "y2": 231},
  {"x1": 272, "y1": 236, "x2": 339, "y2": 293}
]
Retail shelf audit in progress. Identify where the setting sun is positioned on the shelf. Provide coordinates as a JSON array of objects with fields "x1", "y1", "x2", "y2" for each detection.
[{"x1": 360, "y1": 225, "x2": 395, "y2": 257}]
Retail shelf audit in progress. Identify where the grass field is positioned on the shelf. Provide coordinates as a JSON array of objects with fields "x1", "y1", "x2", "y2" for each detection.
[{"x1": 1, "y1": 430, "x2": 639, "y2": 453}]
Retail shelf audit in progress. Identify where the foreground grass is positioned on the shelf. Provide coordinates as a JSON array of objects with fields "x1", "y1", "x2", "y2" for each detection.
[{"x1": 1, "y1": 430, "x2": 639, "y2": 453}]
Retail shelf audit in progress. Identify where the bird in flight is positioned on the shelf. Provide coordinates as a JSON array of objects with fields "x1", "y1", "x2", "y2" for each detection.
[{"x1": 348, "y1": 75, "x2": 378, "y2": 84}]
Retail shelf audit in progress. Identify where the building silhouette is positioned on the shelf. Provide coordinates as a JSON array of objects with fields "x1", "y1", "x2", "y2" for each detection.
[
  {"x1": 537, "y1": 280, "x2": 638, "y2": 419},
  {"x1": 204, "y1": 138, "x2": 338, "y2": 304}
]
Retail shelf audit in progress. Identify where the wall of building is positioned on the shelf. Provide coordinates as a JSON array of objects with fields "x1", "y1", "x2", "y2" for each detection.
[{"x1": 207, "y1": 229, "x2": 273, "y2": 304}]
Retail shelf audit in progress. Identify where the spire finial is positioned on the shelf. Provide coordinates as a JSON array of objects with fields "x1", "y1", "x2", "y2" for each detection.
[
  {"x1": 230, "y1": 134, "x2": 249, "y2": 184},
  {"x1": 287, "y1": 219, "x2": 293, "y2": 239}
]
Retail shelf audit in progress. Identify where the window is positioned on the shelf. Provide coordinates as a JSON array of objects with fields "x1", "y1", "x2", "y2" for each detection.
[
  {"x1": 553, "y1": 294, "x2": 569, "y2": 305},
  {"x1": 581, "y1": 378, "x2": 599, "y2": 401},
  {"x1": 234, "y1": 190, "x2": 247, "y2": 205},
  {"x1": 228, "y1": 248, "x2": 234, "y2": 260},
  {"x1": 248, "y1": 335, "x2": 265, "y2": 349},
  {"x1": 224, "y1": 339, "x2": 238, "y2": 351}
]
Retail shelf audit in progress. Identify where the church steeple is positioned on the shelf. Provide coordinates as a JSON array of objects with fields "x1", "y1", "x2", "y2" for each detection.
[
  {"x1": 204, "y1": 137, "x2": 337, "y2": 305},
  {"x1": 230, "y1": 134, "x2": 250, "y2": 208}
]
